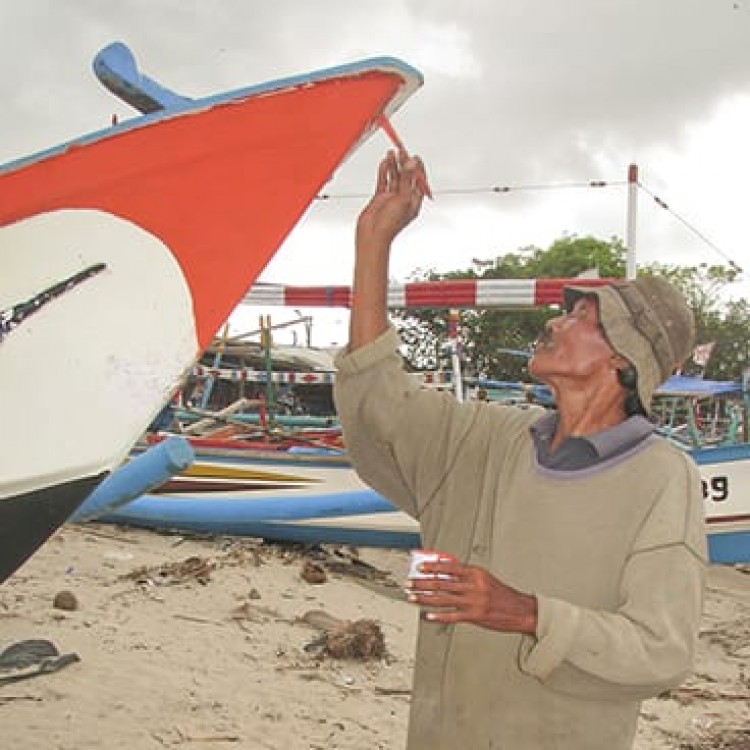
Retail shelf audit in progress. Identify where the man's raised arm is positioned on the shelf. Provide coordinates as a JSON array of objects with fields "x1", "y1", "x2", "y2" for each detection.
[{"x1": 348, "y1": 150, "x2": 428, "y2": 351}]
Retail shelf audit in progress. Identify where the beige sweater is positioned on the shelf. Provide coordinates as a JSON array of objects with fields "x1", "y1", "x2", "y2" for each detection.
[{"x1": 334, "y1": 328, "x2": 707, "y2": 750}]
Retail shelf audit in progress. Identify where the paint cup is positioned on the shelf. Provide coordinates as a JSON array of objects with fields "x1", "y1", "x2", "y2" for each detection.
[{"x1": 408, "y1": 549, "x2": 456, "y2": 580}]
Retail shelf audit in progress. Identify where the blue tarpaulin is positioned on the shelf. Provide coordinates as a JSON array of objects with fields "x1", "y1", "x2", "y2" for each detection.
[{"x1": 655, "y1": 375, "x2": 743, "y2": 398}]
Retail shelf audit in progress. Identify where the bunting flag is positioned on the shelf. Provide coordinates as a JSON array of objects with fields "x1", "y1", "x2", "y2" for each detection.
[
  {"x1": 417, "y1": 371, "x2": 454, "y2": 385},
  {"x1": 692, "y1": 342, "x2": 715, "y2": 368},
  {"x1": 192, "y1": 364, "x2": 336, "y2": 385},
  {"x1": 191, "y1": 364, "x2": 459, "y2": 386}
]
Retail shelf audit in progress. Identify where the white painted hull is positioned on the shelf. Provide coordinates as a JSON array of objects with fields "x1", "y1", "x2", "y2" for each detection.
[
  {"x1": 692, "y1": 443, "x2": 750, "y2": 563},
  {"x1": 2, "y1": 211, "x2": 197, "y2": 500}
]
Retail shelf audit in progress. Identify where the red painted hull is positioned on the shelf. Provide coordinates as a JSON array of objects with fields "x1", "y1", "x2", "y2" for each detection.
[{"x1": 1, "y1": 67, "x2": 416, "y2": 349}]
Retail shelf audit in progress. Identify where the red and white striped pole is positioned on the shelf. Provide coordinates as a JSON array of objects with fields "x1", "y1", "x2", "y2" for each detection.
[{"x1": 242, "y1": 277, "x2": 612, "y2": 310}]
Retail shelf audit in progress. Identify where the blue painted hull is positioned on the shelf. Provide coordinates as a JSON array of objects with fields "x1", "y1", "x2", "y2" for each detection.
[{"x1": 707, "y1": 531, "x2": 750, "y2": 565}]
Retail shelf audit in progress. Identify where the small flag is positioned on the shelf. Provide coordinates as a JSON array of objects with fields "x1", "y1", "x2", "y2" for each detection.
[{"x1": 692, "y1": 342, "x2": 715, "y2": 368}]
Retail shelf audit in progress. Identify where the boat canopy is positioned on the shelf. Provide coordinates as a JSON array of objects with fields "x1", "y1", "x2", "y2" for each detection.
[{"x1": 655, "y1": 375, "x2": 743, "y2": 399}]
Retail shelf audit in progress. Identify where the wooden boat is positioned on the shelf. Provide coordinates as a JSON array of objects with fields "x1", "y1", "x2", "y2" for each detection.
[
  {"x1": 88, "y1": 449, "x2": 748, "y2": 562},
  {"x1": 652, "y1": 375, "x2": 746, "y2": 448},
  {"x1": 73, "y1": 414, "x2": 741, "y2": 562},
  {"x1": 106, "y1": 373, "x2": 749, "y2": 561},
  {"x1": 65, "y1": 437, "x2": 415, "y2": 549},
  {"x1": 690, "y1": 443, "x2": 750, "y2": 563},
  {"x1": 0, "y1": 41, "x2": 422, "y2": 582},
  {"x1": 141, "y1": 441, "x2": 349, "y2": 495},
  {"x1": 652, "y1": 376, "x2": 750, "y2": 564}
]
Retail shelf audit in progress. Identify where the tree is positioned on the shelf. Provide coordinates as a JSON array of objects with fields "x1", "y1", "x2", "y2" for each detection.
[
  {"x1": 710, "y1": 299, "x2": 750, "y2": 380},
  {"x1": 393, "y1": 234, "x2": 626, "y2": 380},
  {"x1": 393, "y1": 237, "x2": 749, "y2": 384},
  {"x1": 640, "y1": 262, "x2": 744, "y2": 379}
]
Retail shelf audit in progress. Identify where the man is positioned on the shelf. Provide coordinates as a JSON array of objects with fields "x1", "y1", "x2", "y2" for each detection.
[{"x1": 333, "y1": 151, "x2": 706, "y2": 749}]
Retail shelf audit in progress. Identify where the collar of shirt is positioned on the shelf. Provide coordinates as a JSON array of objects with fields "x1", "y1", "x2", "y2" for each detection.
[{"x1": 530, "y1": 411, "x2": 655, "y2": 470}]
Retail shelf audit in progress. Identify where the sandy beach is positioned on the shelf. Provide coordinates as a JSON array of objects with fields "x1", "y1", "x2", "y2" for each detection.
[{"x1": 1, "y1": 523, "x2": 748, "y2": 749}]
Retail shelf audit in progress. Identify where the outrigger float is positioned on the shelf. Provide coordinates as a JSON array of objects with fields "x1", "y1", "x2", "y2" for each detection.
[{"x1": 0, "y1": 41, "x2": 423, "y2": 582}]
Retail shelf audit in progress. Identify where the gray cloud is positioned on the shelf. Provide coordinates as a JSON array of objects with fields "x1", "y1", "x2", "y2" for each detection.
[{"x1": 3, "y1": 0, "x2": 749, "y2": 276}]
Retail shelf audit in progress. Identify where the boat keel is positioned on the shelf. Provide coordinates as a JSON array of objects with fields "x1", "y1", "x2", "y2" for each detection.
[{"x1": 0, "y1": 474, "x2": 107, "y2": 584}]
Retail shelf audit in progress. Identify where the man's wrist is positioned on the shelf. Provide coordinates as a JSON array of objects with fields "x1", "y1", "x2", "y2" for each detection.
[{"x1": 519, "y1": 593, "x2": 539, "y2": 635}]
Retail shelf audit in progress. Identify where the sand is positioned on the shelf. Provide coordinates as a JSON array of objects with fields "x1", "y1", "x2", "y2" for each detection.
[{"x1": 1, "y1": 523, "x2": 748, "y2": 749}]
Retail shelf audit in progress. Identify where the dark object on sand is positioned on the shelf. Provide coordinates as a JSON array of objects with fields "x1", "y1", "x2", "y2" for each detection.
[
  {"x1": 53, "y1": 590, "x2": 79, "y2": 611},
  {"x1": 0, "y1": 639, "x2": 80, "y2": 685},
  {"x1": 301, "y1": 610, "x2": 386, "y2": 660},
  {"x1": 300, "y1": 560, "x2": 327, "y2": 585}
]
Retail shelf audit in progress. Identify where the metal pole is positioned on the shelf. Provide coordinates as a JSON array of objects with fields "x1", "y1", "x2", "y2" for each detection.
[
  {"x1": 199, "y1": 323, "x2": 229, "y2": 410},
  {"x1": 261, "y1": 314, "x2": 276, "y2": 427},
  {"x1": 448, "y1": 309, "x2": 464, "y2": 402},
  {"x1": 626, "y1": 163, "x2": 638, "y2": 280}
]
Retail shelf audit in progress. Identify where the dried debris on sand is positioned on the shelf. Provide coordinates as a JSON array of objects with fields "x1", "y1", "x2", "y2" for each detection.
[
  {"x1": 0, "y1": 524, "x2": 748, "y2": 750},
  {"x1": 299, "y1": 610, "x2": 387, "y2": 660}
]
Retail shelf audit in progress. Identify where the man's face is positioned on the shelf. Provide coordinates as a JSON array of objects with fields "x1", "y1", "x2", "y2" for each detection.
[{"x1": 529, "y1": 295, "x2": 616, "y2": 384}]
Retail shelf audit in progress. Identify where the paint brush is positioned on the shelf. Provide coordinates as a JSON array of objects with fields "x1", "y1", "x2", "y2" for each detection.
[{"x1": 376, "y1": 115, "x2": 433, "y2": 199}]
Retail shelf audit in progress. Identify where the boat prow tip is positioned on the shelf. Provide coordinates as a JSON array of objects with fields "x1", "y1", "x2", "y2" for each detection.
[{"x1": 92, "y1": 40, "x2": 192, "y2": 115}]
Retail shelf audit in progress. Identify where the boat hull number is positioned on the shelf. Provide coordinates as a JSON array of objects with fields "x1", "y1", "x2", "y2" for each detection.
[{"x1": 702, "y1": 475, "x2": 728, "y2": 502}]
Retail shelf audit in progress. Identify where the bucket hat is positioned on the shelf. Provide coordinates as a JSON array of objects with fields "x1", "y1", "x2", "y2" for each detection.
[{"x1": 563, "y1": 276, "x2": 696, "y2": 411}]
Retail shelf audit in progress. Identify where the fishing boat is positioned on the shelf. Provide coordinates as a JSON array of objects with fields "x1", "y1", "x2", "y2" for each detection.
[
  {"x1": 461, "y1": 372, "x2": 750, "y2": 563},
  {"x1": 0, "y1": 41, "x2": 423, "y2": 582},
  {"x1": 74, "y1": 380, "x2": 742, "y2": 563},
  {"x1": 90, "y1": 437, "x2": 746, "y2": 563},
  {"x1": 652, "y1": 376, "x2": 750, "y2": 564},
  {"x1": 93, "y1": 363, "x2": 746, "y2": 561}
]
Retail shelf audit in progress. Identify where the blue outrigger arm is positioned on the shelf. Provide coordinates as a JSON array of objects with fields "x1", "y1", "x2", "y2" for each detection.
[
  {"x1": 69, "y1": 436, "x2": 195, "y2": 523},
  {"x1": 92, "y1": 41, "x2": 192, "y2": 114}
]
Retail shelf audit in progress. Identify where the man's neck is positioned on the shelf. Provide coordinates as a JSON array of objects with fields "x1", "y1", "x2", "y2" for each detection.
[{"x1": 551, "y1": 390, "x2": 627, "y2": 451}]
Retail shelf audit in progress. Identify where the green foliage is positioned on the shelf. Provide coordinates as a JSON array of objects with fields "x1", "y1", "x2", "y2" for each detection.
[
  {"x1": 393, "y1": 236, "x2": 749, "y2": 383},
  {"x1": 639, "y1": 262, "x2": 746, "y2": 379}
]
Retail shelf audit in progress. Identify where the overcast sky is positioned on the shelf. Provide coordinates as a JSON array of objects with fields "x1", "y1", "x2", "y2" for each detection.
[{"x1": 3, "y1": 1, "x2": 749, "y2": 345}]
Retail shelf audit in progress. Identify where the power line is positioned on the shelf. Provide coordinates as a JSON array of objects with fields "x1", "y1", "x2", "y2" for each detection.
[
  {"x1": 638, "y1": 181, "x2": 743, "y2": 273},
  {"x1": 315, "y1": 175, "x2": 743, "y2": 275},
  {"x1": 315, "y1": 179, "x2": 624, "y2": 201}
]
